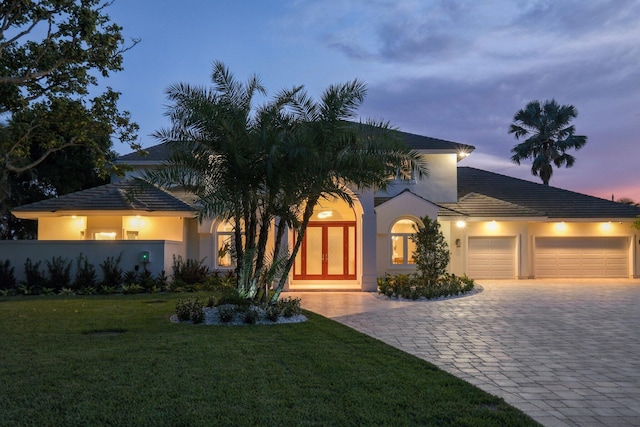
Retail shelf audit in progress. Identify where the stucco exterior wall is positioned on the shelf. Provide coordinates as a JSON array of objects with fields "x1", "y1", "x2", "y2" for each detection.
[
  {"x1": 0, "y1": 240, "x2": 185, "y2": 282},
  {"x1": 413, "y1": 153, "x2": 458, "y2": 203},
  {"x1": 38, "y1": 217, "x2": 87, "y2": 240},
  {"x1": 375, "y1": 153, "x2": 458, "y2": 203},
  {"x1": 38, "y1": 216, "x2": 185, "y2": 242}
]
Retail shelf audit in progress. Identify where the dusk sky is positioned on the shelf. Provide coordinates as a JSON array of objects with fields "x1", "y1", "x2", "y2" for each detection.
[{"x1": 104, "y1": 0, "x2": 639, "y2": 201}]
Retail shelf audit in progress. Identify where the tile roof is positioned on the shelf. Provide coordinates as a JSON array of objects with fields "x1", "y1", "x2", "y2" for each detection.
[
  {"x1": 439, "y1": 192, "x2": 545, "y2": 218},
  {"x1": 389, "y1": 129, "x2": 474, "y2": 152},
  {"x1": 457, "y1": 167, "x2": 640, "y2": 219},
  {"x1": 12, "y1": 179, "x2": 196, "y2": 215},
  {"x1": 117, "y1": 142, "x2": 172, "y2": 162},
  {"x1": 116, "y1": 129, "x2": 475, "y2": 163}
]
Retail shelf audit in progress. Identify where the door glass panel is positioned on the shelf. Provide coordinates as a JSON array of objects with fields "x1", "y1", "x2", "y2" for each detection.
[
  {"x1": 327, "y1": 227, "x2": 344, "y2": 275},
  {"x1": 294, "y1": 246, "x2": 301, "y2": 275},
  {"x1": 348, "y1": 226, "x2": 355, "y2": 275},
  {"x1": 306, "y1": 227, "x2": 323, "y2": 275}
]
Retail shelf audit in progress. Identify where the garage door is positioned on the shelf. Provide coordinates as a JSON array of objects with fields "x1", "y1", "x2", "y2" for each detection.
[
  {"x1": 468, "y1": 237, "x2": 516, "y2": 279},
  {"x1": 535, "y1": 237, "x2": 629, "y2": 278}
]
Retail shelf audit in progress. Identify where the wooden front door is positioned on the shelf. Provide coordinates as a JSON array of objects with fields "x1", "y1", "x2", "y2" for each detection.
[{"x1": 293, "y1": 222, "x2": 356, "y2": 280}]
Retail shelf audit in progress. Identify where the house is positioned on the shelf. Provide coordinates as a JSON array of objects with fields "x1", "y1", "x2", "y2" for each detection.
[{"x1": 9, "y1": 129, "x2": 640, "y2": 289}]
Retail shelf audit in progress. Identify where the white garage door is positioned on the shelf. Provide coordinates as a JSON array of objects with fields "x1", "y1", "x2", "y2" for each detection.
[
  {"x1": 468, "y1": 237, "x2": 516, "y2": 279},
  {"x1": 535, "y1": 237, "x2": 629, "y2": 278}
]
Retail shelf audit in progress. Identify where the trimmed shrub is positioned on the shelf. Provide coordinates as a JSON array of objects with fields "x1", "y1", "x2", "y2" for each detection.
[
  {"x1": 73, "y1": 254, "x2": 97, "y2": 292},
  {"x1": 23, "y1": 258, "x2": 47, "y2": 295},
  {"x1": 278, "y1": 297, "x2": 302, "y2": 318},
  {"x1": 100, "y1": 254, "x2": 123, "y2": 290},
  {"x1": 171, "y1": 255, "x2": 209, "y2": 285},
  {"x1": 175, "y1": 297, "x2": 204, "y2": 324},
  {"x1": 378, "y1": 273, "x2": 474, "y2": 300},
  {"x1": 411, "y1": 216, "x2": 450, "y2": 284},
  {"x1": 0, "y1": 260, "x2": 17, "y2": 292},
  {"x1": 46, "y1": 256, "x2": 71, "y2": 292}
]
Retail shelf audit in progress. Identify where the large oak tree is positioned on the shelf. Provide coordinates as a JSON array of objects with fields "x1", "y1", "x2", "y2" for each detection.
[{"x1": 0, "y1": 0, "x2": 139, "y2": 238}]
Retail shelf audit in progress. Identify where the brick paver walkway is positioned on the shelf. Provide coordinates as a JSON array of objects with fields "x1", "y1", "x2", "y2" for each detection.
[{"x1": 288, "y1": 279, "x2": 640, "y2": 427}]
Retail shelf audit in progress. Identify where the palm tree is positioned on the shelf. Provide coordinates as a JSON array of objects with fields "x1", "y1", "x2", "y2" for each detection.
[
  {"x1": 509, "y1": 99, "x2": 587, "y2": 185},
  {"x1": 148, "y1": 61, "x2": 427, "y2": 302},
  {"x1": 270, "y1": 80, "x2": 429, "y2": 297}
]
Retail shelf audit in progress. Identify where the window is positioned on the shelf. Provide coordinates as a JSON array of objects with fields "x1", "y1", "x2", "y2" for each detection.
[
  {"x1": 390, "y1": 219, "x2": 417, "y2": 265},
  {"x1": 216, "y1": 220, "x2": 236, "y2": 268},
  {"x1": 94, "y1": 231, "x2": 117, "y2": 240}
]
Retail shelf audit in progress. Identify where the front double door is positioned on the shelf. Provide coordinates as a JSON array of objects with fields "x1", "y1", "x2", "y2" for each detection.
[{"x1": 293, "y1": 222, "x2": 356, "y2": 280}]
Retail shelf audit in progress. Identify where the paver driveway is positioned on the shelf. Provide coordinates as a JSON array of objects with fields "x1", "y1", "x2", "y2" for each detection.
[{"x1": 288, "y1": 279, "x2": 640, "y2": 427}]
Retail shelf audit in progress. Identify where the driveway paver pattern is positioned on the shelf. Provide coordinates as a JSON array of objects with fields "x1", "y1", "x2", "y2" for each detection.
[{"x1": 288, "y1": 279, "x2": 640, "y2": 427}]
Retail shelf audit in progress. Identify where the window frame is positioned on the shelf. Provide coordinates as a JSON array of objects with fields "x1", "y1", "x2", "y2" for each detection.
[{"x1": 390, "y1": 218, "x2": 418, "y2": 266}]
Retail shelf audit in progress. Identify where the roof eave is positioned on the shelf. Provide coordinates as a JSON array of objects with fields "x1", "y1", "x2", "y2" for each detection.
[{"x1": 12, "y1": 210, "x2": 197, "y2": 219}]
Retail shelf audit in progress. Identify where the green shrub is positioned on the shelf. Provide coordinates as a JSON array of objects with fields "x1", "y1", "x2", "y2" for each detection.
[
  {"x1": 100, "y1": 254, "x2": 123, "y2": 290},
  {"x1": 171, "y1": 255, "x2": 209, "y2": 285},
  {"x1": 278, "y1": 297, "x2": 302, "y2": 317},
  {"x1": 73, "y1": 254, "x2": 97, "y2": 292},
  {"x1": 46, "y1": 256, "x2": 71, "y2": 292},
  {"x1": 99, "y1": 285, "x2": 118, "y2": 295},
  {"x1": 411, "y1": 216, "x2": 450, "y2": 284},
  {"x1": 121, "y1": 283, "x2": 143, "y2": 294},
  {"x1": 217, "y1": 305, "x2": 236, "y2": 323},
  {"x1": 216, "y1": 287, "x2": 247, "y2": 307},
  {"x1": 0, "y1": 260, "x2": 17, "y2": 291},
  {"x1": 23, "y1": 258, "x2": 47, "y2": 295},
  {"x1": 138, "y1": 269, "x2": 156, "y2": 292},
  {"x1": 205, "y1": 295, "x2": 216, "y2": 308},
  {"x1": 123, "y1": 270, "x2": 138, "y2": 285},
  {"x1": 242, "y1": 306, "x2": 259, "y2": 324},
  {"x1": 378, "y1": 273, "x2": 474, "y2": 300},
  {"x1": 265, "y1": 303, "x2": 280, "y2": 322},
  {"x1": 175, "y1": 297, "x2": 204, "y2": 324},
  {"x1": 155, "y1": 270, "x2": 169, "y2": 291}
]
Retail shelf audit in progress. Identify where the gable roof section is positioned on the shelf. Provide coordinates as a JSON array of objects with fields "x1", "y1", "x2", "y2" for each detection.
[
  {"x1": 12, "y1": 179, "x2": 196, "y2": 217},
  {"x1": 457, "y1": 167, "x2": 640, "y2": 219}
]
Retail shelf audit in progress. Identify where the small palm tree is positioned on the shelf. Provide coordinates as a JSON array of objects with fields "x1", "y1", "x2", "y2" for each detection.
[{"x1": 509, "y1": 99, "x2": 587, "y2": 185}]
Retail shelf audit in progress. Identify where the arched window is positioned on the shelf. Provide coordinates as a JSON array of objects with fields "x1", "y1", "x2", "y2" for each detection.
[
  {"x1": 216, "y1": 220, "x2": 234, "y2": 268},
  {"x1": 390, "y1": 219, "x2": 417, "y2": 265}
]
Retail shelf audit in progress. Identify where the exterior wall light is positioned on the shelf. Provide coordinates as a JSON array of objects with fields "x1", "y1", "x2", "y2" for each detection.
[{"x1": 456, "y1": 220, "x2": 466, "y2": 228}]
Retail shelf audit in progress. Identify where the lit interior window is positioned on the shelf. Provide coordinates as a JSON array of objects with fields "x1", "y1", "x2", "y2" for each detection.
[
  {"x1": 391, "y1": 219, "x2": 417, "y2": 265},
  {"x1": 94, "y1": 231, "x2": 117, "y2": 240}
]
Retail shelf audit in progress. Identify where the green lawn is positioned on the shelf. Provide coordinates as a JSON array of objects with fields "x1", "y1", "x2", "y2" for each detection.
[{"x1": 0, "y1": 294, "x2": 539, "y2": 426}]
